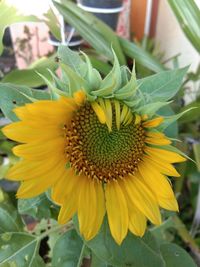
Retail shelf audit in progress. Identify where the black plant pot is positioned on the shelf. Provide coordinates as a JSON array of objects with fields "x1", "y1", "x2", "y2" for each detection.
[
  {"x1": 0, "y1": 28, "x2": 16, "y2": 74},
  {"x1": 77, "y1": 0, "x2": 123, "y2": 30}
]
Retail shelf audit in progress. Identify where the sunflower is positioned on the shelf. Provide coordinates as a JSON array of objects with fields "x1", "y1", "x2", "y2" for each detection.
[{"x1": 2, "y1": 49, "x2": 186, "y2": 245}]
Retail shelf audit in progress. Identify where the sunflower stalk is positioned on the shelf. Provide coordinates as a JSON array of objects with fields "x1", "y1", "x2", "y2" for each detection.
[
  {"x1": 38, "y1": 222, "x2": 74, "y2": 240},
  {"x1": 172, "y1": 215, "x2": 199, "y2": 251}
]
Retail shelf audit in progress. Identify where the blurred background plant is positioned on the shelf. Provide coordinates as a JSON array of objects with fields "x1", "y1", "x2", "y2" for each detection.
[{"x1": 0, "y1": 0, "x2": 199, "y2": 266}]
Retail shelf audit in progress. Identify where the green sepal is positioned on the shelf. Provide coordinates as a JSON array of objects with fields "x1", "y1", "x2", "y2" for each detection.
[
  {"x1": 159, "y1": 107, "x2": 196, "y2": 131},
  {"x1": 124, "y1": 98, "x2": 142, "y2": 108},
  {"x1": 91, "y1": 78, "x2": 116, "y2": 97},
  {"x1": 120, "y1": 66, "x2": 131, "y2": 86},
  {"x1": 136, "y1": 101, "x2": 172, "y2": 116},
  {"x1": 86, "y1": 92, "x2": 97, "y2": 102},
  {"x1": 81, "y1": 51, "x2": 102, "y2": 90},
  {"x1": 60, "y1": 63, "x2": 90, "y2": 96},
  {"x1": 114, "y1": 63, "x2": 137, "y2": 100},
  {"x1": 48, "y1": 69, "x2": 69, "y2": 94},
  {"x1": 91, "y1": 48, "x2": 121, "y2": 97},
  {"x1": 36, "y1": 71, "x2": 67, "y2": 99}
]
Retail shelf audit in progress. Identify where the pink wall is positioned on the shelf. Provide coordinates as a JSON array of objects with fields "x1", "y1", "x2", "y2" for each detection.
[{"x1": 10, "y1": 22, "x2": 54, "y2": 69}]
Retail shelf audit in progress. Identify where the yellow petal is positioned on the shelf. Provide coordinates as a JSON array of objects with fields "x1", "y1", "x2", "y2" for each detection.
[
  {"x1": 16, "y1": 159, "x2": 66, "y2": 198},
  {"x1": 145, "y1": 146, "x2": 186, "y2": 163},
  {"x1": 58, "y1": 192, "x2": 78, "y2": 224},
  {"x1": 114, "y1": 100, "x2": 121, "y2": 130},
  {"x1": 51, "y1": 169, "x2": 80, "y2": 205},
  {"x1": 144, "y1": 155, "x2": 180, "y2": 177},
  {"x1": 120, "y1": 180, "x2": 147, "y2": 237},
  {"x1": 7, "y1": 155, "x2": 65, "y2": 181},
  {"x1": 77, "y1": 178, "x2": 96, "y2": 240},
  {"x1": 129, "y1": 207, "x2": 147, "y2": 237},
  {"x1": 145, "y1": 137, "x2": 171, "y2": 145},
  {"x1": 123, "y1": 109, "x2": 133, "y2": 126},
  {"x1": 125, "y1": 114, "x2": 134, "y2": 126},
  {"x1": 138, "y1": 162, "x2": 178, "y2": 211},
  {"x1": 121, "y1": 176, "x2": 161, "y2": 225},
  {"x1": 14, "y1": 97, "x2": 77, "y2": 124},
  {"x1": 13, "y1": 138, "x2": 65, "y2": 159},
  {"x1": 2, "y1": 122, "x2": 63, "y2": 143},
  {"x1": 26, "y1": 100, "x2": 75, "y2": 121},
  {"x1": 141, "y1": 114, "x2": 148, "y2": 121},
  {"x1": 73, "y1": 90, "x2": 86, "y2": 105},
  {"x1": 92, "y1": 181, "x2": 106, "y2": 237},
  {"x1": 91, "y1": 101, "x2": 106, "y2": 124},
  {"x1": 104, "y1": 99, "x2": 112, "y2": 132},
  {"x1": 105, "y1": 181, "x2": 129, "y2": 245},
  {"x1": 120, "y1": 104, "x2": 129, "y2": 124},
  {"x1": 143, "y1": 117, "x2": 163, "y2": 128},
  {"x1": 146, "y1": 131, "x2": 165, "y2": 138},
  {"x1": 134, "y1": 114, "x2": 141, "y2": 124}
]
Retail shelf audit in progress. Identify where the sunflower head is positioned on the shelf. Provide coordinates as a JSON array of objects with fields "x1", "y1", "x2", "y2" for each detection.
[{"x1": 2, "y1": 46, "x2": 188, "y2": 245}]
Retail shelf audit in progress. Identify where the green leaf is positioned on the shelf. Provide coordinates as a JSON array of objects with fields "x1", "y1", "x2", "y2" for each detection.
[
  {"x1": 18, "y1": 193, "x2": 58, "y2": 220},
  {"x1": 53, "y1": 0, "x2": 126, "y2": 65},
  {"x1": 0, "y1": 0, "x2": 38, "y2": 55},
  {"x1": 193, "y1": 143, "x2": 200, "y2": 172},
  {"x1": 91, "y1": 50, "x2": 121, "y2": 97},
  {"x1": 119, "y1": 37, "x2": 165, "y2": 73},
  {"x1": 43, "y1": 8, "x2": 61, "y2": 41},
  {"x1": 2, "y1": 56, "x2": 58, "y2": 87},
  {"x1": 160, "y1": 243, "x2": 197, "y2": 267},
  {"x1": 74, "y1": 217, "x2": 165, "y2": 267},
  {"x1": 0, "y1": 232, "x2": 45, "y2": 267},
  {"x1": 0, "y1": 83, "x2": 52, "y2": 121},
  {"x1": 168, "y1": 0, "x2": 200, "y2": 52},
  {"x1": 137, "y1": 101, "x2": 170, "y2": 116},
  {"x1": 151, "y1": 217, "x2": 175, "y2": 244},
  {"x1": 57, "y1": 46, "x2": 87, "y2": 76},
  {"x1": 138, "y1": 67, "x2": 188, "y2": 102},
  {"x1": 0, "y1": 163, "x2": 10, "y2": 180},
  {"x1": 157, "y1": 105, "x2": 178, "y2": 138},
  {"x1": 159, "y1": 107, "x2": 195, "y2": 131},
  {"x1": 91, "y1": 253, "x2": 108, "y2": 267},
  {"x1": 52, "y1": 229, "x2": 83, "y2": 267},
  {"x1": 179, "y1": 100, "x2": 200, "y2": 123},
  {"x1": 0, "y1": 202, "x2": 23, "y2": 233}
]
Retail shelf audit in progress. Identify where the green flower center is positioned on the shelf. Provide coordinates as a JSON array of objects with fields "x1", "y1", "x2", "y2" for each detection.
[{"x1": 65, "y1": 101, "x2": 145, "y2": 182}]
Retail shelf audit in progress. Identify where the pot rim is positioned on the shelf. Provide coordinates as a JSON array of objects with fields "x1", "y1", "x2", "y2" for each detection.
[
  {"x1": 48, "y1": 39, "x2": 84, "y2": 47},
  {"x1": 77, "y1": 3, "x2": 124, "y2": 13}
]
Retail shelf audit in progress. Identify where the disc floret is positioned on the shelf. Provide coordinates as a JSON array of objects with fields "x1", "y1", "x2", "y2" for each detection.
[{"x1": 65, "y1": 99, "x2": 146, "y2": 183}]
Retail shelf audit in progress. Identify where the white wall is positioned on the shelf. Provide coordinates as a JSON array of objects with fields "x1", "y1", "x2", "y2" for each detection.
[
  {"x1": 155, "y1": 0, "x2": 200, "y2": 102},
  {"x1": 155, "y1": 0, "x2": 199, "y2": 71}
]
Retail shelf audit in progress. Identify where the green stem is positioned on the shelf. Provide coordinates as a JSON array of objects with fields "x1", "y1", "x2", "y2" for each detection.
[
  {"x1": 77, "y1": 243, "x2": 86, "y2": 267},
  {"x1": 172, "y1": 215, "x2": 199, "y2": 251},
  {"x1": 37, "y1": 221, "x2": 74, "y2": 241},
  {"x1": 175, "y1": 161, "x2": 187, "y2": 196}
]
